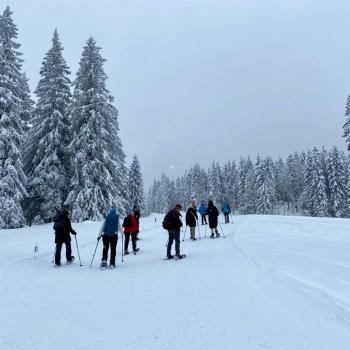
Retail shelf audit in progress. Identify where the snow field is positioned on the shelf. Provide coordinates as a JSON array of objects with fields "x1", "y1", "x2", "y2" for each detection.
[{"x1": 1, "y1": 213, "x2": 350, "y2": 349}]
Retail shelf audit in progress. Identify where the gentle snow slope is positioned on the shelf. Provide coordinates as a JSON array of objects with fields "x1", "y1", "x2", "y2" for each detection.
[{"x1": 1, "y1": 214, "x2": 350, "y2": 350}]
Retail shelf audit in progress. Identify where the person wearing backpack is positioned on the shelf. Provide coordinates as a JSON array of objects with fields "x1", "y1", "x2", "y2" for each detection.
[
  {"x1": 198, "y1": 202, "x2": 207, "y2": 225},
  {"x1": 53, "y1": 209, "x2": 77, "y2": 267},
  {"x1": 163, "y1": 203, "x2": 184, "y2": 259},
  {"x1": 123, "y1": 208, "x2": 139, "y2": 254},
  {"x1": 221, "y1": 202, "x2": 231, "y2": 223},
  {"x1": 185, "y1": 199, "x2": 198, "y2": 240},
  {"x1": 97, "y1": 206, "x2": 120, "y2": 269},
  {"x1": 205, "y1": 200, "x2": 220, "y2": 238}
]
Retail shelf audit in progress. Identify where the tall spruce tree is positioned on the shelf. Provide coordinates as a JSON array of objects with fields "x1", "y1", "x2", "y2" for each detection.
[
  {"x1": 66, "y1": 37, "x2": 127, "y2": 221},
  {"x1": 343, "y1": 94, "x2": 350, "y2": 151},
  {"x1": 326, "y1": 146, "x2": 347, "y2": 217},
  {"x1": 303, "y1": 148, "x2": 328, "y2": 217},
  {"x1": 0, "y1": 7, "x2": 28, "y2": 228},
  {"x1": 128, "y1": 154, "x2": 145, "y2": 212},
  {"x1": 255, "y1": 156, "x2": 276, "y2": 214},
  {"x1": 24, "y1": 30, "x2": 71, "y2": 223}
]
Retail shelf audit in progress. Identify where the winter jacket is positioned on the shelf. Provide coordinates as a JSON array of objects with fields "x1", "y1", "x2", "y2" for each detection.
[
  {"x1": 198, "y1": 204, "x2": 207, "y2": 216},
  {"x1": 123, "y1": 213, "x2": 139, "y2": 234},
  {"x1": 164, "y1": 209, "x2": 183, "y2": 231},
  {"x1": 185, "y1": 206, "x2": 198, "y2": 227},
  {"x1": 102, "y1": 208, "x2": 119, "y2": 236},
  {"x1": 222, "y1": 203, "x2": 231, "y2": 214},
  {"x1": 53, "y1": 211, "x2": 76, "y2": 243},
  {"x1": 205, "y1": 203, "x2": 219, "y2": 229}
]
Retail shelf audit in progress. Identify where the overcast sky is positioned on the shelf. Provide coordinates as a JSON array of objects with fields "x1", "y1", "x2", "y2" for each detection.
[{"x1": 5, "y1": 0, "x2": 350, "y2": 187}]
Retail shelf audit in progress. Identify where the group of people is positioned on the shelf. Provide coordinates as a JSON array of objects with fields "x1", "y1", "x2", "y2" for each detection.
[
  {"x1": 163, "y1": 199, "x2": 233, "y2": 259},
  {"x1": 53, "y1": 199, "x2": 232, "y2": 267},
  {"x1": 53, "y1": 205, "x2": 141, "y2": 269}
]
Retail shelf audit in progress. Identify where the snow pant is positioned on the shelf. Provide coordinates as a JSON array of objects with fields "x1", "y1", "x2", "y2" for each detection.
[
  {"x1": 201, "y1": 214, "x2": 207, "y2": 225},
  {"x1": 55, "y1": 240, "x2": 72, "y2": 265},
  {"x1": 124, "y1": 232, "x2": 137, "y2": 252},
  {"x1": 167, "y1": 229, "x2": 180, "y2": 257},
  {"x1": 102, "y1": 234, "x2": 118, "y2": 265},
  {"x1": 224, "y1": 213, "x2": 230, "y2": 223},
  {"x1": 190, "y1": 226, "x2": 196, "y2": 239}
]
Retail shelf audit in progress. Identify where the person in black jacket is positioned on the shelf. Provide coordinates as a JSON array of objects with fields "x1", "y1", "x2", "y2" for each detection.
[
  {"x1": 163, "y1": 203, "x2": 184, "y2": 259},
  {"x1": 53, "y1": 209, "x2": 77, "y2": 266},
  {"x1": 185, "y1": 199, "x2": 198, "y2": 240},
  {"x1": 205, "y1": 200, "x2": 220, "y2": 238}
]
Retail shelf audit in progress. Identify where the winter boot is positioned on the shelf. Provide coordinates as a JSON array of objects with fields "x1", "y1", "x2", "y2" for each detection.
[
  {"x1": 175, "y1": 254, "x2": 185, "y2": 260},
  {"x1": 67, "y1": 256, "x2": 75, "y2": 264},
  {"x1": 109, "y1": 263, "x2": 116, "y2": 269},
  {"x1": 100, "y1": 260, "x2": 108, "y2": 269},
  {"x1": 210, "y1": 233, "x2": 215, "y2": 239}
]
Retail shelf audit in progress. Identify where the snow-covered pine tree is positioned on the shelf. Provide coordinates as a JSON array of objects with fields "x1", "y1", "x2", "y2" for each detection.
[
  {"x1": 238, "y1": 157, "x2": 256, "y2": 214},
  {"x1": 24, "y1": 30, "x2": 71, "y2": 223},
  {"x1": 255, "y1": 156, "x2": 276, "y2": 214},
  {"x1": 222, "y1": 160, "x2": 238, "y2": 210},
  {"x1": 274, "y1": 157, "x2": 291, "y2": 213},
  {"x1": 128, "y1": 154, "x2": 145, "y2": 212},
  {"x1": 66, "y1": 37, "x2": 127, "y2": 221},
  {"x1": 155, "y1": 173, "x2": 171, "y2": 213},
  {"x1": 286, "y1": 152, "x2": 305, "y2": 213},
  {"x1": 0, "y1": 7, "x2": 28, "y2": 228},
  {"x1": 303, "y1": 148, "x2": 328, "y2": 217},
  {"x1": 343, "y1": 94, "x2": 350, "y2": 151},
  {"x1": 326, "y1": 146, "x2": 347, "y2": 217}
]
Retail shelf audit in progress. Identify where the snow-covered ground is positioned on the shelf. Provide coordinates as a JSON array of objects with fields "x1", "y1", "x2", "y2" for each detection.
[{"x1": 1, "y1": 213, "x2": 350, "y2": 349}]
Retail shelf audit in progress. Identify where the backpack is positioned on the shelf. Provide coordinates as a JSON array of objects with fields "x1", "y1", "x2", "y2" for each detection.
[
  {"x1": 122, "y1": 215, "x2": 132, "y2": 228},
  {"x1": 162, "y1": 212, "x2": 172, "y2": 230}
]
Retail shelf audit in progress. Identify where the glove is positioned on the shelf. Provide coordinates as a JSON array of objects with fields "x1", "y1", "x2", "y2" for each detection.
[{"x1": 97, "y1": 233, "x2": 102, "y2": 241}]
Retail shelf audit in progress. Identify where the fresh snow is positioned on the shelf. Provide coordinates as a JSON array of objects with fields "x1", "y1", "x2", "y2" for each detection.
[{"x1": 1, "y1": 214, "x2": 350, "y2": 349}]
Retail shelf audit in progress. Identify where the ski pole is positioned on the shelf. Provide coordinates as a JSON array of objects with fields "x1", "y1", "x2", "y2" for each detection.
[
  {"x1": 74, "y1": 235, "x2": 83, "y2": 266},
  {"x1": 182, "y1": 226, "x2": 187, "y2": 241},
  {"x1": 121, "y1": 230, "x2": 124, "y2": 263},
  {"x1": 218, "y1": 221, "x2": 226, "y2": 238},
  {"x1": 90, "y1": 239, "x2": 100, "y2": 268}
]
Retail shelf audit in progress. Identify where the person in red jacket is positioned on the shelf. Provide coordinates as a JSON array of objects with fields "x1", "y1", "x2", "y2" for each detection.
[{"x1": 122, "y1": 209, "x2": 139, "y2": 254}]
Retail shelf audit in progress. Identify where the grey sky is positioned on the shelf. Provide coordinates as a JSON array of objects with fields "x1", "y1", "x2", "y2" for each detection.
[{"x1": 5, "y1": 0, "x2": 350, "y2": 187}]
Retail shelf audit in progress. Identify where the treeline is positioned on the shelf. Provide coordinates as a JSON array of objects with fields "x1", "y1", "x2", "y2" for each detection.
[
  {"x1": 147, "y1": 146, "x2": 350, "y2": 218},
  {"x1": 0, "y1": 7, "x2": 144, "y2": 229}
]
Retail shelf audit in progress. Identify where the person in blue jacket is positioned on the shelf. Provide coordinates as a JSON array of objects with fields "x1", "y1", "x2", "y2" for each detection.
[
  {"x1": 221, "y1": 202, "x2": 231, "y2": 223},
  {"x1": 198, "y1": 202, "x2": 207, "y2": 225},
  {"x1": 98, "y1": 206, "x2": 120, "y2": 269}
]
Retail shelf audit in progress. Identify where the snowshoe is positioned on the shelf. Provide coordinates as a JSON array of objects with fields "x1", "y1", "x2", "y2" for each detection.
[
  {"x1": 100, "y1": 260, "x2": 108, "y2": 270},
  {"x1": 163, "y1": 255, "x2": 174, "y2": 260},
  {"x1": 174, "y1": 254, "x2": 186, "y2": 260},
  {"x1": 66, "y1": 256, "x2": 75, "y2": 265},
  {"x1": 210, "y1": 234, "x2": 215, "y2": 239},
  {"x1": 109, "y1": 264, "x2": 116, "y2": 269}
]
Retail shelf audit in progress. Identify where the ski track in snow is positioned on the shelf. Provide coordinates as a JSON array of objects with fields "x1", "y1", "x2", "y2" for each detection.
[{"x1": 1, "y1": 213, "x2": 350, "y2": 349}]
